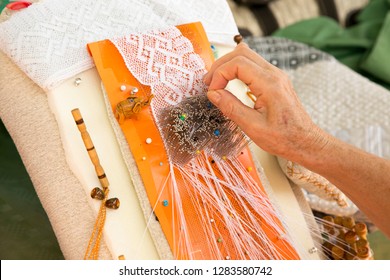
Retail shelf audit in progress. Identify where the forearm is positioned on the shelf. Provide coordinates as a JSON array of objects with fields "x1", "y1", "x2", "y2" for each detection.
[{"x1": 296, "y1": 130, "x2": 390, "y2": 238}]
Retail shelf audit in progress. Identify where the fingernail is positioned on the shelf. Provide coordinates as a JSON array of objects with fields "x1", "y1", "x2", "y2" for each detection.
[{"x1": 207, "y1": 90, "x2": 221, "y2": 104}]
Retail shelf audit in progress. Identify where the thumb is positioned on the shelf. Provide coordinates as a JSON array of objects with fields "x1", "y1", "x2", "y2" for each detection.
[{"x1": 207, "y1": 89, "x2": 259, "y2": 132}]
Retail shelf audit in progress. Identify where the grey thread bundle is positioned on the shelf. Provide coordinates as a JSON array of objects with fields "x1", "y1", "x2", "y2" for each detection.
[{"x1": 158, "y1": 94, "x2": 248, "y2": 165}]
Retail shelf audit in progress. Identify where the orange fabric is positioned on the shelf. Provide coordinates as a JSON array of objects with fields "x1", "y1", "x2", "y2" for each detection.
[{"x1": 88, "y1": 22, "x2": 299, "y2": 260}]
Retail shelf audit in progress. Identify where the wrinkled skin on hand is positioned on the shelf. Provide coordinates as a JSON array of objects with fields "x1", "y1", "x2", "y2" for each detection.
[
  {"x1": 204, "y1": 43, "x2": 327, "y2": 164},
  {"x1": 204, "y1": 43, "x2": 390, "y2": 238}
]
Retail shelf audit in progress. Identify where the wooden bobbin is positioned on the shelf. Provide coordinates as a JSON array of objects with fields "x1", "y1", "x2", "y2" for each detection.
[
  {"x1": 356, "y1": 232, "x2": 373, "y2": 260},
  {"x1": 345, "y1": 230, "x2": 358, "y2": 253},
  {"x1": 336, "y1": 228, "x2": 347, "y2": 250},
  {"x1": 337, "y1": 227, "x2": 346, "y2": 238},
  {"x1": 356, "y1": 246, "x2": 370, "y2": 260},
  {"x1": 331, "y1": 246, "x2": 345, "y2": 260},
  {"x1": 345, "y1": 248, "x2": 356, "y2": 260},
  {"x1": 322, "y1": 241, "x2": 334, "y2": 257},
  {"x1": 323, "y1": 215, "x2": 336, "y2": 235},
  {"x1": 356, "y1": 238, "x2": 369, "y2": 249},
  {"x1": 342, "y1": 216, "x2": 355, "y2": 230},
  {"x1": 71, "y1": 108, "x2": 109, "y2": 190},
  {"x1": 355, "y1": 222, "x2": 368, "y2": 240},
  {"x1": 334, "y1": 216, "x2": 344, "y2": 226}
]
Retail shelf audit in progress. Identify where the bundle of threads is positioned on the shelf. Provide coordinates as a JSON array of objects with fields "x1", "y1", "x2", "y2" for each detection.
[
  {"x1": 320, "y1": 215, "x2": 373, "y2": 260},
  {"x1": 158, "y1": 94, "x2": 248, "y2": 165}
]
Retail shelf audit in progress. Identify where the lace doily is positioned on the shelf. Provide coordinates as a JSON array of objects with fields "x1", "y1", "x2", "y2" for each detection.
[{"x1": 0, "y1": 0, "x2": 238, "y2": 90}]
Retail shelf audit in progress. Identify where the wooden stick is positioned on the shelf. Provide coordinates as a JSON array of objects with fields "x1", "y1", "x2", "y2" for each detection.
[
  {"x1": 71, "y1": 108, "x2": 109, "y2": 260},
  {"x1": 71, "y1": 108, "x2": 109, "y2": 190}
]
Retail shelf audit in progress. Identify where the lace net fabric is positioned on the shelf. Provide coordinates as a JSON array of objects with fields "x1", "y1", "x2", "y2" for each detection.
[
  {"x1": 110, "y1": 27, "x2": 247, "y2": 165},
  {"x1": 0, "y1": 0, "x2": 238, "y2": 90},
  {"x1": 111, "y1": 27, "x2": 207, "y2": 107}
]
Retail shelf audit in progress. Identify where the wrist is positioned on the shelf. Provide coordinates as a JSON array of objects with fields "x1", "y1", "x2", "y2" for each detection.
[{"x1": 289, "y1": 125, "x2": 334, "y2": 172}]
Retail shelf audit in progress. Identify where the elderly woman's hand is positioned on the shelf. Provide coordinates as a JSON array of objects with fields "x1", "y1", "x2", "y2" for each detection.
[{"x1": 205, "y1": 43, "x2": 390, "y2": 238}]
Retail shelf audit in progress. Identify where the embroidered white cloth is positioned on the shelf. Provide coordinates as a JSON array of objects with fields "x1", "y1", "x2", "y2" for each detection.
[{"x1": 0, "y1": 0, "x2": 238, "y2": 90}]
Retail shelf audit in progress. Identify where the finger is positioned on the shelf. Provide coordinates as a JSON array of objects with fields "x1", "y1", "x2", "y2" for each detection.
[
  {"x1": 204, "y1": 44, "x2": 270, "y2": 84},
  {"x1": 204, "y1": 43, "x2": 272, "y2": 85},
  {"x1": 207, "y1": 89, "x2": 265, "y2": 134},
  {"x1": 209, "y1": 57, "x2": 287, "y2": 102},
  {"x1": 209, "y1": 57, "x2": 266, "y2": 90}
]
